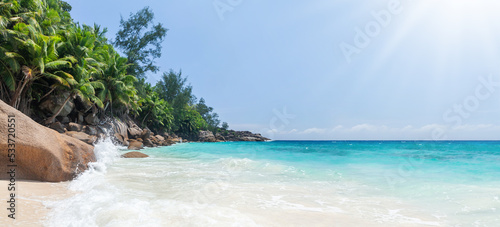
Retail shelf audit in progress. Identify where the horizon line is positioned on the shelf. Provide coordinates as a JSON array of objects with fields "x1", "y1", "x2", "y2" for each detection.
[{"x1": 268, "y1": 139, "x2": 500, "y2": 142}]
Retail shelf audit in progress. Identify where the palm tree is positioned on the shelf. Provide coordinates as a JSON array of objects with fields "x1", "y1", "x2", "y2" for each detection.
[
  {"x1": 43, "y1": 25, "x2": 107, "y2": 123},
  {"x1": 0, "y1": 0, "x2": 23, "y2": 102},
  {"x1": 1, "y1": 0, "x2": 146, "y2": 126},
  {"x1": 94, "y1": 46, "x2": 138, "y2": 115},
  {"x1": 0, "y1": 0, "x2": 75, "y2": 110},
  {"x1": 7, "y1": 23, "x2": 74, "y2": 110},
  {"x1": 0, "y1": 46, "x2": 22, "y2": 98}
]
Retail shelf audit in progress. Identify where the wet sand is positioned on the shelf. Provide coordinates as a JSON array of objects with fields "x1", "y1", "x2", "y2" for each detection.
[{"x1": 0, "y1": 180, "x2": 72, "y2": 226}]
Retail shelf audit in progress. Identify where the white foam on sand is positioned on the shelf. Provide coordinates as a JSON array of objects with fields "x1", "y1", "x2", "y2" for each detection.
[{"x1": 44, "y1": 136, "x2": 122, "y2": 226}]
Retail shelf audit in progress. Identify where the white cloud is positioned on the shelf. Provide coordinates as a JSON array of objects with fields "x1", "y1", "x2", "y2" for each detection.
[
  {"x1": 332, "y1": 125, "x2": 344, "y2": 131},
  {"x1": 351, "y1": 124, "x2": 378, "y2": 132},
  {"x1": 301, "y1": 128, "x2": 328, "y2": 134}
]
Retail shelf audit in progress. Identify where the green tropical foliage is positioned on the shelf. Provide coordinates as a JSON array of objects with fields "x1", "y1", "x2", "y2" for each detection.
[
  {"x1": 94, "y1": 45, "x2": 138, "y2": 115},
  {"x1": 173, "y1": 106, "x2": 206, "y2": 138},
  {"x1": 136, "y1": 81, "x2": 173, "y2": 131},
  {"x1": 114, "y1": 6, "x2": 167, "y2": 79},
  {"x1": 0, "y1": 0, "x2": 75, "y2": 112},
  {"x1": 196, "y1": 97, "x2": 221, "y2": 132},
  {"x1": 0, "y1": 0, "x2": 224, "y2": 138}
]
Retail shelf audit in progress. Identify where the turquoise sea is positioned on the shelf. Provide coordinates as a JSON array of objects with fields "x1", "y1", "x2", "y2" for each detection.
[{"x1": 46, "y1": 139, "x2": 500, "y2": 226}]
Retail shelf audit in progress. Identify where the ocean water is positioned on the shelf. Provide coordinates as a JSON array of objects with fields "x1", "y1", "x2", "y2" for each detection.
[{"x1": 44, "y1": 140, "x2": 500, "y2": 226}]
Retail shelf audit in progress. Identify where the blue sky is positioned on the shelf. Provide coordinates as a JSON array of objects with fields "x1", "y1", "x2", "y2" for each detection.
[{"x1": 67, "y1": 0, "x2": 500, "y2": 140}]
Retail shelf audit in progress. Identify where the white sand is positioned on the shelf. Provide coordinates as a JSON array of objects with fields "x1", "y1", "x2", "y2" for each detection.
[{"x1": 0, "y1": 180, "x2": 72, "y2": 226}]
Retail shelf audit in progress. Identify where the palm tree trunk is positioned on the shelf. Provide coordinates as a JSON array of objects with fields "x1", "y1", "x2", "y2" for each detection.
[
  {"x1": 10, "y1": 66, "x2": 33, "y2": 109},
  {"x1": 40, "y1": 86, "x2": 57, "y2": 101},
  {"x1": 44, "y1": 93, "x2": 73, "y2": 125},
  {"x1": 10, "y1": 77, "x2": 30, "y2": 109},
  {"x1": 0, "y1": 83, "x2": 8, "y2": 102}
]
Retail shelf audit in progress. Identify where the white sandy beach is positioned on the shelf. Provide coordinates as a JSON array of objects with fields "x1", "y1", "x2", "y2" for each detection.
[{"x1": 0, "y1": 180, "x2": 72, "y2": 226}]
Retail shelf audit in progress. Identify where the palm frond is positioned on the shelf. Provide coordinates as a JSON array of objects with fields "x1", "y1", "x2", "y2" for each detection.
[
  {"x1": 89, "y1": 81, "x2": 104, "y2": 90},
  {"x1": 42, "y1": 72, "x2": 69, "y2": 88},
  {"x1": 45, "y1": 60, "x2": 71, "y2": 70}
]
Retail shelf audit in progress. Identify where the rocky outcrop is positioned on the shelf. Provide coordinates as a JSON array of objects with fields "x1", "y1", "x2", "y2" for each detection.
[
  {"x1": 121, "y1": 151, "x2": 149, "y2": 158},
  {"x1": 85, "y1": 113, "x2": 99, "y2": 125},
  {"x1": 77, "y1": 112, "x2": 85, "y2": 124},
  {"x1": 114, "y1": 133, "x2": 128, "y2": 146},
  {"x1": 196, "y1": 130, "x2": 268, "y2": 142},
  {"x1": 128, "y1": 140, "x2": 144, "y2": 150},
  {"x1": 215, "y1": 133, "x2": 225, "y2": 142},
  {"x1": 39, "y1": 92, "x2": 74, "y2": 117},
  {"x1": 49, "y1": 122, "x2": 66, "y2": 133},
  {"x1": 59, "y1": 116, "x2": 70, "y2": 124},
  {"x1": 64, "y1": 131, "x2": 97, "y2": 145},
  {"x1": 84, "y1": 125, "x2": 98, "y2": 135},
  {"x1": 0, "y1": 100, "x2": 96, "y2": 182},
  {"x1": 110, "y1": 119, "x2": 129, "y2": 146},
  {"x1": 168, "y1": 136, "x2": 182, "y2": 143},
  {"x1": 35, "y1": 92, "x2": 183, "y2": 149},
  {"x1": 140, "y1": 128, "x2": 152, "y2": 139},
  {"x1": 67, "y1": 122, "x2": 83, "y2": 132},
  {"x1": 73, "y1": 116, "x2": 181, "y2": 148},
  {"x1": 38, "y1": 91, "x2": 184, "y2": 149},
  {"x1": 198, "y1": 130, "x2": 217, "y2": 142},
  {"x1": 119, "y1": 119, "x2": 180, "y2": 148},
  {"x1": 143, "y1": 138, "x2": 154, "y2": 147},
  {"x1": 127, "y1": 126, "x2": 142, "y2": 138},
  {"x1": 155, "y1": 135, "x2": 165, "y2": 141},
  {"x1": 221, "y1": 130, "x2": 270, "y2": 142}
]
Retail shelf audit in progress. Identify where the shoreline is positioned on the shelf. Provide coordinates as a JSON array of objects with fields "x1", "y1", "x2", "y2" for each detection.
[{"x1": 0, "y1": 180, "x2": 73, "y2": 226}]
